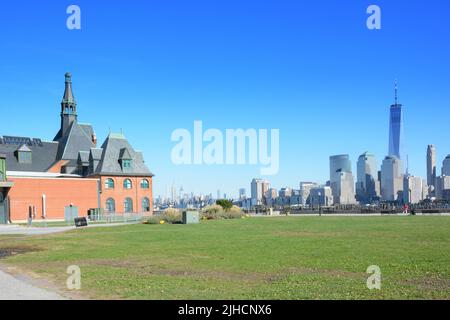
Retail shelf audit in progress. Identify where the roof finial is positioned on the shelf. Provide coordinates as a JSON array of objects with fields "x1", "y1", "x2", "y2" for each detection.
[{"x1": 65, "y1": 72, "x2": 72, "y2": 83}]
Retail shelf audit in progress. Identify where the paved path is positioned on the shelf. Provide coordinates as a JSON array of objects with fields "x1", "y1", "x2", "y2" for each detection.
[
  {"x1": 0, "y1": 267, "x2": 66, "y2": 300},
  {"x1": 0, "y1": 221, "x2": 140, "y2": 236}
]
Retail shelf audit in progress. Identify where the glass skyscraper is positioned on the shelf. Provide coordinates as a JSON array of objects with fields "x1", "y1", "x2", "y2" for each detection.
[{"x1": 388, "y1": 82, "x2": 403, "y2": 159}]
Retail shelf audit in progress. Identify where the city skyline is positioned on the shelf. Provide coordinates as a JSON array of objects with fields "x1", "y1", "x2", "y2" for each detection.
[{"x1": 1, "y1": 1, "x2": 450, "y2": 198}]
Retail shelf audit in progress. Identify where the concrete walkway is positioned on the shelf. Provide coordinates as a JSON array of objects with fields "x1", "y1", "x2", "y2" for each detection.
[
  {"x1": 0, "y1": 267, "x2": 66, "y2": 300},
  {"x1": 0, "y1": 221, "x2": 140, "y2": 236}
]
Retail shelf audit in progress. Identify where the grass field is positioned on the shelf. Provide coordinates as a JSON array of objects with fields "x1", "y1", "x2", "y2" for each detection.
[{"x1": 1, "y1": 216, "x2": 450, "y2": 300}]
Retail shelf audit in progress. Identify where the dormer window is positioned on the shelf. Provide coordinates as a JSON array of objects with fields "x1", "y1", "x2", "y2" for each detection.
[
  {"x1": 15, "y1": 145, "x2": 32, "y2": 164},
  {"x1": 122, "y1": 159, "x2": 132, "y2": 168},
  {"x1": 119, "y1": 147, "x2": 132, "y2": 172}
]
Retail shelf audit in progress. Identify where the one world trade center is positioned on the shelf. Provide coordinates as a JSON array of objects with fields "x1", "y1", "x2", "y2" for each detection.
[{"x1": 388, "y1": 81, "x2": 403, "y2": 159}]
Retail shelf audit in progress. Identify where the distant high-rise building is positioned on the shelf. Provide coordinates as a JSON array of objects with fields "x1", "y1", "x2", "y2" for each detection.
[
  {"x1": 299, "y1": 182, "x2": 319, "y2": 205},
  {"x1": 356, "y1": 152, "x2": 378, "y2": 204},
  {"x1": 265, "y1": 188, "x2": 278, "y2": 199},
  {"x1": 388, "y1": 80, "x2": 403, "y2": 159},
  {"x1": 239, "y1": 188, "x2": 246, "y2": 200},
  {"x1": 309, "y1": 187, "x2": 333, "y2": 207},
  {"x1": 251, "y1": 178, "x2": 270, "y2": 206},
  {"x1": 381, "y1": 155, "x2": 404, "y2": 202},
  {"x1": 442, "y1": 155, "x2": 450, "y2": 176},
  {"x1": 427, "y1": 145, "x2": 437, "y2": 190},
  {"x1": 329, "y1": 155, "x2": 355, "y2": 204},
  {"x1": 279, "y1": 187, "x2": 292, "y2": 198},
  {"x1": 335, "y1": 171, "x2": 356, "y2": 204},
  {"x1": 217, "y1": 189, "x2": 221, "y2": 200},
  {"x1": 403, "y1": 175, "x2": 424, "y2": 204},
  {"x1": 436, "y1": 175, "x2": 450, "y2": 199}
]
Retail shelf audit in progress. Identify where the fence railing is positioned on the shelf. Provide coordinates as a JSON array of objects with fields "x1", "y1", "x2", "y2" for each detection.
[{"x1": 87, "y1": 212, "x2": 146, "y2": 223}]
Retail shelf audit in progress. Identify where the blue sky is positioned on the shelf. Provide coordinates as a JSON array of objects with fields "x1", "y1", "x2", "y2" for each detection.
[{"x1": 1, "y1": 0, "x2": 449, "y2": 198}]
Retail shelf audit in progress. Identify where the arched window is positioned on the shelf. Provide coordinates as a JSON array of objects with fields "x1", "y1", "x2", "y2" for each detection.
[
  {"x1": 142, "y1": 197, "x2": 150, "y2": 212},
  {"x1": 140, "y1": 179, "x2": 149, "y2": 189},
  {"x1": 104, "y1": 178, "x2": 115, "y2": 189},
  {"x1": 106, "y1": 198, "x2": 115, "y2": 213},
  {"x1": 123, "y1": 179, "x2": 132, "y2": 189},
  {"x1": 124, "y1": 198, "x2": 133, "y2": 213}
]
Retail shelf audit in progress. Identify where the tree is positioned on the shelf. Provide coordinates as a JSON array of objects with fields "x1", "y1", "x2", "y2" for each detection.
[{"x1": 216, "y1": 199, "x2": 233, "y2": 211}]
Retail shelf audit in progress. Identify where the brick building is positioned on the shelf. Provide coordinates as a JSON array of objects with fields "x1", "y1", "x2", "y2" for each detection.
[{"x1": 0, "y1": 73, "x2": 154, "y2": 223}]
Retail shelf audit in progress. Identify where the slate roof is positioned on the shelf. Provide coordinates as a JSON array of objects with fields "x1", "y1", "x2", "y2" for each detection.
[
  {"x1": 91, "y1": 133, "x2": 154, "y2": 177},
  {"x1": 0, "y1": 138, "x2": 58, "y2": 172},
  {"x1": 55, "y1": 121, "x2": 95, "y2": 160},
  {"x1": 89, "y1": 148, "x2": 103, "y2": 161},
  {"x1": 77, "y1": 151, "x2": 89, "y2": 164}
]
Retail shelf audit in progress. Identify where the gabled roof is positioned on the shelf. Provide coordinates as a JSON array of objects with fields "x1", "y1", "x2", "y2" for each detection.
[
  {"x1": 16, "y1": 144, "x2": 32, "y2": 152},
  {"x1": 92, "y1": 133, "x2": 153, "y2": 177},
  {"x1": 89, "y1": 148, "x2": 103, "y2": 161},
  {"x1": 119, "y1": 147, "x2": 132, "y2": 160},
  {"x1": 77, "y1": 151, "x2": 89, "y2": 163}
]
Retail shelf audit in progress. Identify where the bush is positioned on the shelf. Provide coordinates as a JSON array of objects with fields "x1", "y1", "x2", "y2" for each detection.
[
  {"x1": 143, "y1": 208, "x2": 182, "y2": 224},
  {"x1": 163, "y1": 208, "x2": 182, "y2": 224},
  {"x1": 144, "y1": 216, "x2": 164, "y2": 224},
  {"x1": 216, "y1": 199, "x2": 233, "y2": 211},
  {"x1": 200, "y1": 205, "x2": 244, "y2": 220}
]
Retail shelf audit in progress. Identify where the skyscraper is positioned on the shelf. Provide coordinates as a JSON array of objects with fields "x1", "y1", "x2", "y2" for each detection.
[
  {"x1": 388, "y1": 81, "x2": 403, "y2": 159},
  {"x1": 329, "y1": 155, "x2": 355, "y2": 204},
  {"x1": 299, "y1": 182, "x2": 319, "y2": 205},
  {"x1": 442, "y1": 155, "x2": 450, "y2": 176},
  {"x1": 251, "y1": 178, "x2": 270, "y2": 206},
  {"x1": 403, "y1": 175, "x2": 425, "y2": 204},
  {"x1": 356, "y1": 152, "x2": 378, "y2": 204},
  {"x1": 239, "y1": 188, "x2": 246, "y2": 200},
  {"x1": 427, "y1": 145, "x2": 437, "y2": 190},
  {"x1": 381, "y1": 156, "x2": 404, "y2": 202}
]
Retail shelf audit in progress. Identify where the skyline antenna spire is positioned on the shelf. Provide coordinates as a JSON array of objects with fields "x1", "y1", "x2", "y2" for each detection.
[{"x1": 394, "y1": 78, "x2": 398, "y2": 105}]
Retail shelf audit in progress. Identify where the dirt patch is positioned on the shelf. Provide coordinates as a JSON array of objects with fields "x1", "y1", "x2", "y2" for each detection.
[
  {"x1": 0, "y1": 246, "x2": 41, "y2": 259},
  {"x1": 86, "y1": 258, "x2": 365, "y2": 284},
  {"x1": 273, "y1": 231, "x2": 345, "y2": 238},
  {"x1": 265, "y1": 266, "x2": 366, "y2": 283},
  {"x1": 401, "y1": 278, "x2": 450, "y2": 291}
]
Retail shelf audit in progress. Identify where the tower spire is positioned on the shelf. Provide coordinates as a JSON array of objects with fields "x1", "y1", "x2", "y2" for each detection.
[
  {"x1": 394, "y1": 78, "x2": 398, "y2": 105},
  {"x1": 62, "y1": 72, "x2": 76, "y2": 106},
  {"x1": 59, "y1": 72, "x2": 78, "y2": 137}
]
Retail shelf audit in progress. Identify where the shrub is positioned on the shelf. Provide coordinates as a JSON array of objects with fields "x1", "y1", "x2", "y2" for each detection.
[
  {"x1": 144, "y1": 216, "x2": 163, "y2": 224},
  {"x1": 200, "y1": 205, "x2": 244, "y2": 220},
  {"x1": 163, "y1": 208, "x2": 182, "y2": 224},
  {"x1": 216, "y1": 199, "x2": 233, "y2": 211},
  {"x1": 144, "y1": 208, "x2": 182, "y2": 224}
]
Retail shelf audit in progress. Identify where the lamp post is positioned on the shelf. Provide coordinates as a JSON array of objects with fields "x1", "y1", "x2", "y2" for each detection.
[{"x1": 318, "y1": 192, "x2": 322, "y2": 216}]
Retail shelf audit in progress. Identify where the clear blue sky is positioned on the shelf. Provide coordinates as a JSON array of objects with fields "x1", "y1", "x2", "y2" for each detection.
[{"x1": 1, "y1": 0, "x2": 449, "y2": 198}]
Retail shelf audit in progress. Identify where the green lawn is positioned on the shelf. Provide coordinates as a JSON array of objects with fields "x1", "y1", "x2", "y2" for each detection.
[{"x1": 1, "y1": 216, "x2": 450, "y2": 299}]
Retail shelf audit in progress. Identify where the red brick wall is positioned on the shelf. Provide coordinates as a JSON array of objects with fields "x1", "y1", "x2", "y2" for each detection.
[
  {"x1": 7, "y1": 176, "x2": 99, "y2": 222},
  {"x1": 97, "y1": 176, "x2": 153, "y2": 214}
]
